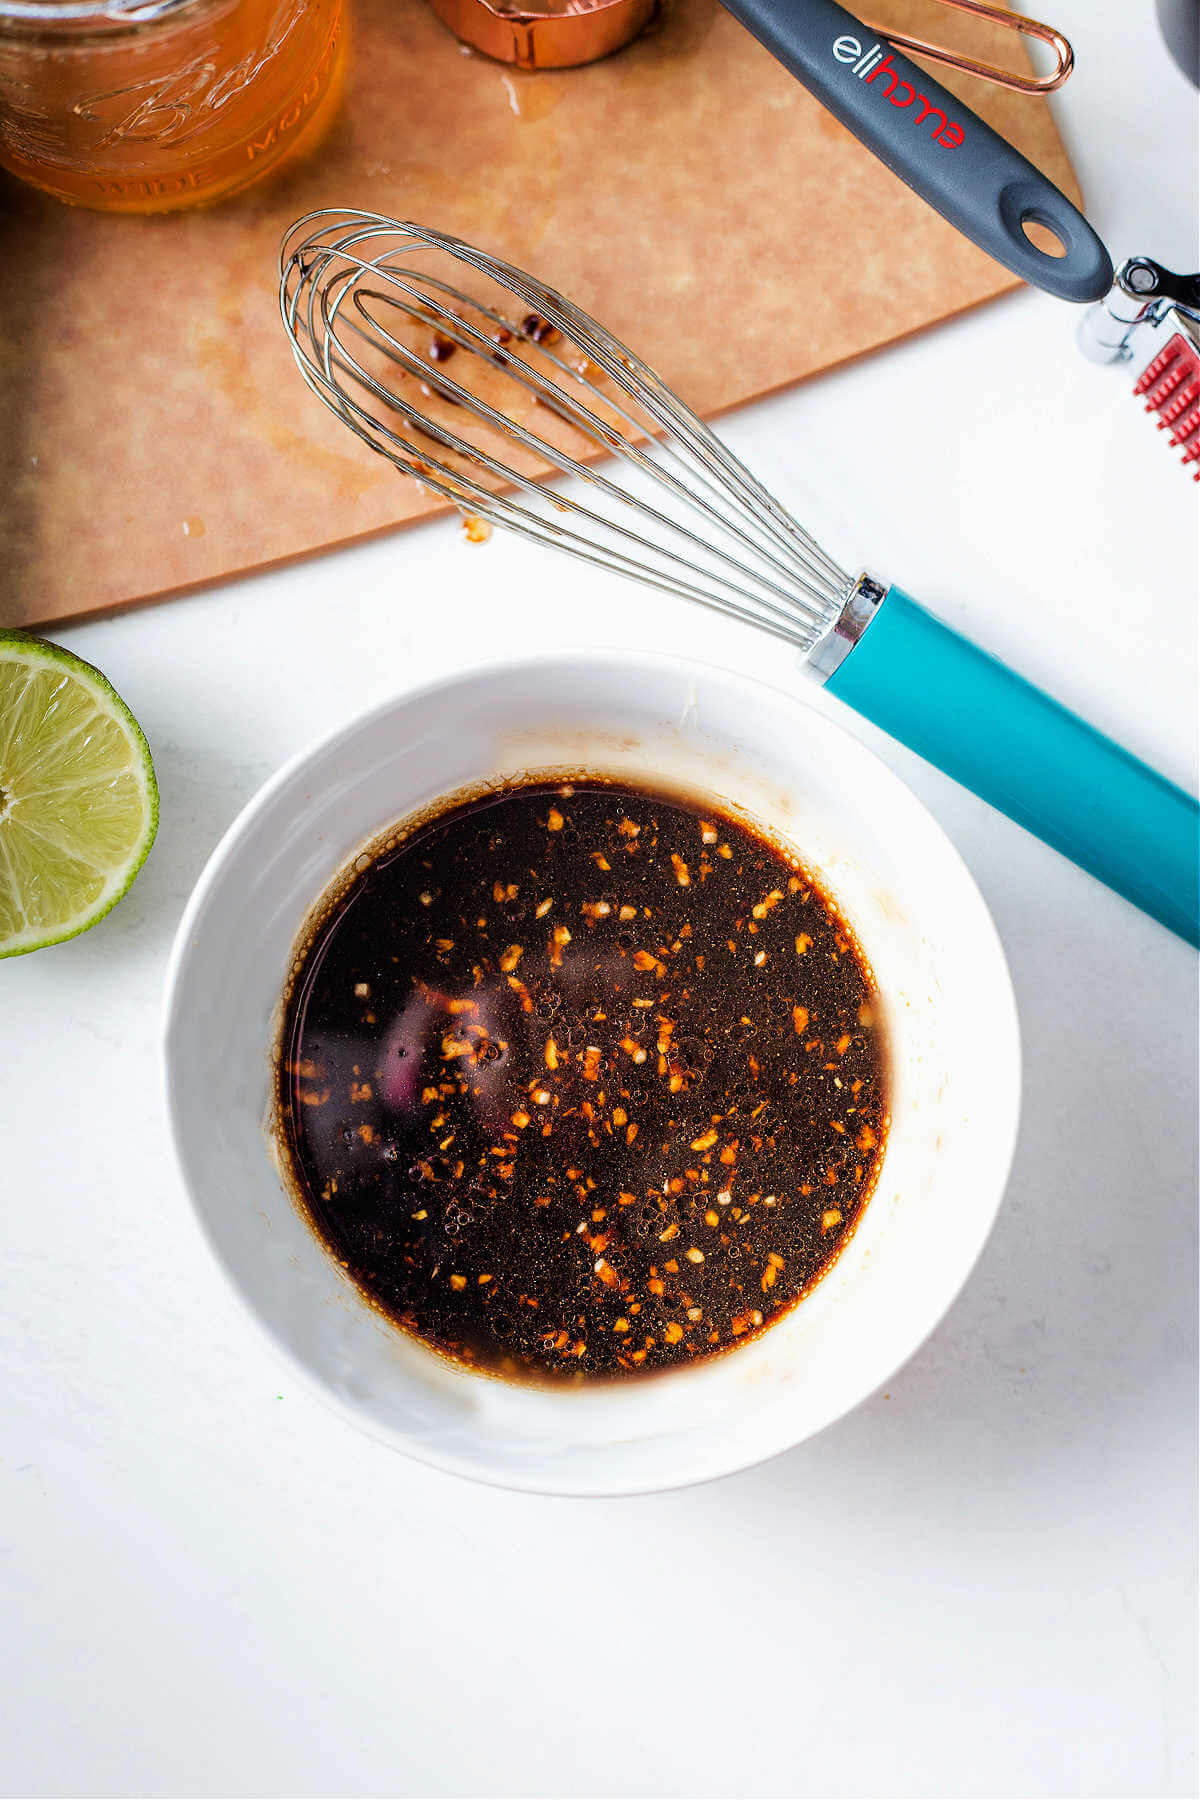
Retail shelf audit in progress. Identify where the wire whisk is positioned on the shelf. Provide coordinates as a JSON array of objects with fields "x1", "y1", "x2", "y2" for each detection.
[
  {"x1": 278, "y1": 208, "x2": 1199, "y2": 944},
  {"x1": 279, "y1": 209, "x2": 852, "y2": 655}
]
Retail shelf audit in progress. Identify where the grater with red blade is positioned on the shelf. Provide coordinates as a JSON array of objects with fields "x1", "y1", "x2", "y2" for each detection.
[
  {"x1": 1135, "y1": 333, "x2": 1200, "y2": 480},
  {"x1": 1078, "y1": 257, "x2": 1200, "y2": 481}
]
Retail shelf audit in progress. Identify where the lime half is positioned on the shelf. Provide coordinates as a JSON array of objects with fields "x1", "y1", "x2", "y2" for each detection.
[{"x1": 0, "y1": 630, "x2": 158, "y2": 958}]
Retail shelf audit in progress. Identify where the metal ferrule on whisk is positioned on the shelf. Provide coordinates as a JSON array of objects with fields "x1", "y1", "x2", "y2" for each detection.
[{"x1": 808, "y1": 573, "x2": 888, "y2": 681}]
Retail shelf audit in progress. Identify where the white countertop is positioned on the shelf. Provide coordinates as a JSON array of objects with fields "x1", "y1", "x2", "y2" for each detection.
[{"x1": 3, "y1": 6, "x2": 1197, "y2": 1795}]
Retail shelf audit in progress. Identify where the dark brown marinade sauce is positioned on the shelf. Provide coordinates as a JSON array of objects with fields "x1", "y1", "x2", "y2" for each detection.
[{"x1": 278, "y1": 780, "x2": 888, "y2": 1383}]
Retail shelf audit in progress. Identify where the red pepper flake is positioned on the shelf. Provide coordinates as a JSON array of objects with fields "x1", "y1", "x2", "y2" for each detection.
[{"x1": 522, "y1": 312, "x2": 561, "y2": 345}]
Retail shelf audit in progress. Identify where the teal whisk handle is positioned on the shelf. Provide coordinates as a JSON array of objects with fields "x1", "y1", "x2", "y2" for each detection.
[{"x1": 821, "y1": 585, "x2": 1200, "y2": 945}]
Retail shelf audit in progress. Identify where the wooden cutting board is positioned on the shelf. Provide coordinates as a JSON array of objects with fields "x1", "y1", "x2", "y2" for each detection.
[{"x1": 0, "y1": 0, "x2": 1081, "y2": 628}]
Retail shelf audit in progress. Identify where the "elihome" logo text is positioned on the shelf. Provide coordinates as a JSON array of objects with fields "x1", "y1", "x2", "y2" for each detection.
[{"x1": 832, "y1": 35, "x2": 966, "y2": 148}]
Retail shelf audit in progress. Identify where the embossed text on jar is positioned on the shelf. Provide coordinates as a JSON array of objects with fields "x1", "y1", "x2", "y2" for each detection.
[{"x1": 0, "y1": 0, "x2": 345, "y2": 212}]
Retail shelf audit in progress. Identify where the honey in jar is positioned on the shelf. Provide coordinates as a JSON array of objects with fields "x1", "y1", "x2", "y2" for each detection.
[{"x1": 0, "y1": 0, "x2": 344, "y2": 212}]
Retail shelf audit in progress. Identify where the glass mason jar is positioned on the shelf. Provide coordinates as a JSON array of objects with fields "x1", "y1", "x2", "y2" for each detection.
[{"x1": 0, "y1": 0, "x2": 345, "y2": 212}]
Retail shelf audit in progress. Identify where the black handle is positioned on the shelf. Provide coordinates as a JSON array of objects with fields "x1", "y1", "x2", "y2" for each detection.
[{"x1": 720, "y1": 0, "x2": 1113, "y2": 303}]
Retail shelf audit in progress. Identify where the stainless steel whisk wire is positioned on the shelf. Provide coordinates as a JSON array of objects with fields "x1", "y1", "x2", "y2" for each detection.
[{"x1": 280, "y1": 209, "x2": 853, "y2": 654}]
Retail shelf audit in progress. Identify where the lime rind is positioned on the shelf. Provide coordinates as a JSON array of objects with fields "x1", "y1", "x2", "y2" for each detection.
[{"x1": 0, "y1": 630, "x2": 159, "y2": 958}]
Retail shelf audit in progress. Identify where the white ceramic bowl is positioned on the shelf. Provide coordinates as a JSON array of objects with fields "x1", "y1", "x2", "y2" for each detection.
[{"x1": 163, "y1": 652, "x2": 1020, "y2": 1494}]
